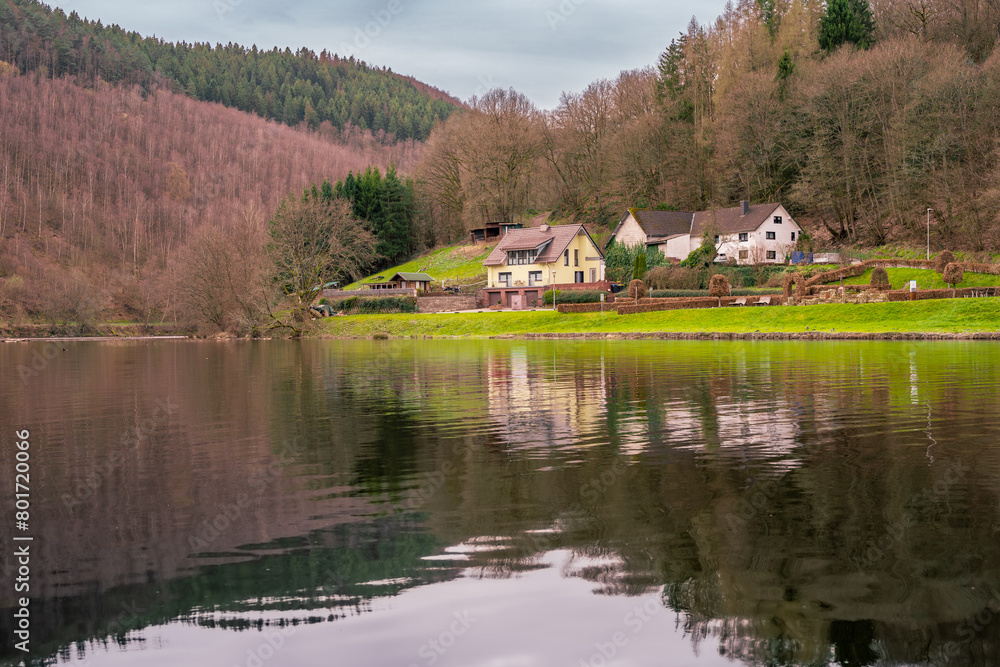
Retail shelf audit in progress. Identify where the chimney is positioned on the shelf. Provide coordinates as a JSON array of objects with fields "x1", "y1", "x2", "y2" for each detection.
[{"x1": 741, "y1": 200, "x2": 750, "y2": 216}]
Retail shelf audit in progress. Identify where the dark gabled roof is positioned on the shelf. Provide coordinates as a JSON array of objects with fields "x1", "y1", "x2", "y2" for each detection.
[
  {"x1": 392, "y1": 272, "x2": 433, "y2": 282},
  {"x1": 690, "y1": 203, "x2": 784, "y2": 236},
  {"x1": 607, "y1": 209, "x2": 694, "y2": 247},
  {"x1": 484, "y1": 225, "x2": 602, "y2": 267},
  {"x1": 630, "y1": 209, "x2": 695, "y2": 237},
  {"x1": 610, "y1": 204, "x2": 794, "y2": 245}
]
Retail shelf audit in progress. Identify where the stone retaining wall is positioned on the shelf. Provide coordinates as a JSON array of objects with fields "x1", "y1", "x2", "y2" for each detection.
[{"x1": 417, "y1": 295, "x2": 478, "y2": 313}]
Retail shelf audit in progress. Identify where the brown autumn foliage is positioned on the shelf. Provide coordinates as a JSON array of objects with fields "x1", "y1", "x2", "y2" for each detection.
[
  {"x1": 0, "y1": 75, "x2": 419, "y2": 324},
  {"x1": 415, "y1": 0, "x2": 1000, "y2": 253},
  {"x1": 627, "y1": 279, "x2": 647, "y2": 300},
  {"x1": 870, "y1": 266, "x2": 891, "y2": 288},
  {"x1": 645, "y1": 266, "x2": 701, "y2": 290},
  {"x1": 935, "y1": 250, "x2": 956, "y2": 273},
  {"x1": 709, "y1": 274, "x2": 731, "y2": 297},
  {"x1": 943, "y1": 262, "x2": 965, "y2": 287}
]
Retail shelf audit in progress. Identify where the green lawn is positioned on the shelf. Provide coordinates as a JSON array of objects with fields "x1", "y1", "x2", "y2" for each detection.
[
  {"x1": 344, "y1": 244, "x2": 494, "y2": 289},
  {"x1": 313, "y1": 298, "x2": 1000, "y2": 337},
  {"x1": 840, "y1": 267, "x2": 1000, "y2": 290}
]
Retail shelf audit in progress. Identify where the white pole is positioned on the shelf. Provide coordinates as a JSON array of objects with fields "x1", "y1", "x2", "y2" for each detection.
[
  {"x1": 552, "y1": 271, "x2": 557, "y2": 310},
  {"x1": 927, "y1": 208, "x2": 932, "y2": 260}
]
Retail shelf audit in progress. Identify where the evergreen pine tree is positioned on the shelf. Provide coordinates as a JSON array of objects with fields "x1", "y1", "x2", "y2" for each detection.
[{"x1": 819, "y1": 0, "x2": 875, "y2": 51}]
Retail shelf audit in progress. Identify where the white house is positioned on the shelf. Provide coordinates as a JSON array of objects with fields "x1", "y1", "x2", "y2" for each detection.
[{"x1": 608, "y1": 202, "x2": 802, "y2": 265}]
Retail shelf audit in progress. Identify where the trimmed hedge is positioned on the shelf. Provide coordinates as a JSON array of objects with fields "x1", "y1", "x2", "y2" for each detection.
[
  {"x1": 709, "y1": 274, "x2": 730, "y2": 297},
  {"x1": 616, "y1": 294, "x2": 782, "y2": 315},
  {"x1": 647, "y1": 288, "x2": 782, "y2": 298},
  {"x1": 936, "y1": 250, "x2": 956, "y2": 273},
  {"x1": 321, "y1": 295, "x2": 418, "y2": 314},
  {"x1": 543, "y1": 290, "x2": 606, "y2": 304},
  {"x1": 870, "y1": 266, "x2": 890, "y2": 288},
  {"x1": 556, "y1": 303, "x2": 608, "y2": 313},
  {"x1": 943, "y1": 262, "x2": 964, "y2": 286}
]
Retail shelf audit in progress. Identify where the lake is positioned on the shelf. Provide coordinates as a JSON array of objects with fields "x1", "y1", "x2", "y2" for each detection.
[{"x1": 1, "y1": 339, "x2": 1000, "y2": 667}]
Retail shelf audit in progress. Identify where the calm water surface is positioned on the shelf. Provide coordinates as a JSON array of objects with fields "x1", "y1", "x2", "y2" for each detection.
[{"x1": 1, "y1": 339, "x2": 1000, "y2": 667}]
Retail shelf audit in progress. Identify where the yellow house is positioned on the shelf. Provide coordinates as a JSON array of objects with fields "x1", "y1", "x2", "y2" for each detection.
[{"x1": 482, "y1": 224, "x2": 606, "y2": 307}]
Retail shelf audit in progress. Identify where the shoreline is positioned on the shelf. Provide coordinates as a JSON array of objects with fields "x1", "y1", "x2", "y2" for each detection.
[
  {"x1": 4, "y1": 299, "x2": 999, "y2": 342},
  {"x1": 5, "y1": 331, "x2": 1000, "y2": 342}
]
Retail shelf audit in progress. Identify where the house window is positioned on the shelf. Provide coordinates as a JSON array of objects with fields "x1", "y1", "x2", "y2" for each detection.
[
  {"x1": 564, "y1": 250, "x2": 569, "y2": 266},
  {"x1": 498, "y1": 272, "x2": 511, "y2": 286},
  {"x1": 738, "y1": 233, "x2": 748, "y2": 242},
  {"x1": 714, "y1": 235, "x2": 720, "y2": 244},
  {"x1": 574, "y1": 249, "x2": 579, "y2": 266},
  {"x1": 528, "y1": 271, "x2": 542, "y2": 286},
  {"x1": 739, "y1": 250, "x2": 749, "y2": 260},
  {"x1": 773, "y1": 216, "x2": 782, "y2": 224},
  {"x1": 766, "y1": 231, "x2": 776, "y2": 240},
  {"x1": 766, "y1": 251, "x2": 777, "y2": 260},
  {"x1": 507, "y1": 250, "x2": 537, "y2": 265},
  {"x1": 574, "y1": 271, "x2": 584, "y2": 283},
  {"x1": 791, "y1": 231, "x2": 796, "y2": 241}
]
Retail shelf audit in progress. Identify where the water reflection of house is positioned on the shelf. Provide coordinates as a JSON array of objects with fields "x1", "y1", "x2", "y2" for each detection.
[
  {"x1": 470, "y1": 221, "x2": 523, "y2": 243},
  {"x1": 485, "y1": 346, "x2": 607, "y2": 452}
]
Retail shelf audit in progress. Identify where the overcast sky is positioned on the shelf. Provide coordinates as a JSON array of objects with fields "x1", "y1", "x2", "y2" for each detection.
[{"x1": 50, "y1": 0, "x2": 729, "y2": 109}]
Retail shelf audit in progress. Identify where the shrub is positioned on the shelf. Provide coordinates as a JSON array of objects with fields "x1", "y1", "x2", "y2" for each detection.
[
  {"x1": 708, "y1": 274, "x2": 730, "y2": 297},
  {"x1": 870, "y1": 266, "x2": 890, "y2": 288},
  {"x1": 543, "y1": 290, "x2": 605, "y2": 304},
  {"x1": 604, "y1": 241, "x2": 667, "y2": 283},
  {"x1": 680, "y1": 240, "x2": 716, "y2": 268},
  {"x1": 324, "y1": 295, "x2": 417, "y2": 314},
  {"x1": 627, "y1": 279, "x2": 647, "y2": 300},
  {"x1": 633, "y1": 252, "x2": 648, "y2": 281},
  {"x1": 645, "y1": 266, "x2": 700, "y2": 290},
  {"x1": 935, "y1": 250, "x2": 956, "y2": 274},
  {"x1": 649, "y1": 288, "x2": 781, "y2": 298},
  {"x1": 943, "y1": 262, "x2": 964, "y2": 287}
]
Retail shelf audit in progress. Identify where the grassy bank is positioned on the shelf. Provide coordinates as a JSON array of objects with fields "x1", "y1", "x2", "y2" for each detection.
[
  {"x1": 344, "y1": 244, "x2": 493, "y2": 289},
  {"x1": 840, "y1": 267, "x2": 1000, "y2": 290},
  {"x1": 313, "y1": 298, "x2": 1000, "y2": 338}
]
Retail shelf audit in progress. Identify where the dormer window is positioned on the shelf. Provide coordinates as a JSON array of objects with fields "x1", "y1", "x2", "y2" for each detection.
[
  {"x1": 773, "y1": 216, "x2": 782, "y2": 224},
  {"x1": 506, "y1": 249, "x2": 537, "y2": 265}
]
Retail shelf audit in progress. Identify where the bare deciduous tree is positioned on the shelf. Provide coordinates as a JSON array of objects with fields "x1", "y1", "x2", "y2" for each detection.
[{"x1": 268, "y1": 192, "x2": 378, "y2": 334}]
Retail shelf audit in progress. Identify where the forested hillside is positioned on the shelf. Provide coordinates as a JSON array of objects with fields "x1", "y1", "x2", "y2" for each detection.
[
  {"x1": 0, "y1": 72, "x2": 419, "y2": 324},
  {"x1": 0, "y1": 0, "x2": 458, "y2": 141},
  {"x1": 416, "y1": 0, "x2": 1000, "y2": 251}
]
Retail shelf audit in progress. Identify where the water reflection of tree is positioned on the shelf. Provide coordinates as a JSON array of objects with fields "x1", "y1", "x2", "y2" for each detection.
[
  {"x1": 403, "y1": 341, "x2": 1000, "y2": 667},
  {"x1": 7, "y1": 340, "x2": 1000, "y2": 666}
]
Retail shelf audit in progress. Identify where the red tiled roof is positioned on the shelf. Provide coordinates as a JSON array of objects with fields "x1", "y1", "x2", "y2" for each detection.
[{"x1": 483, "y1": 225, "x2": 600, "y2": 267}]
